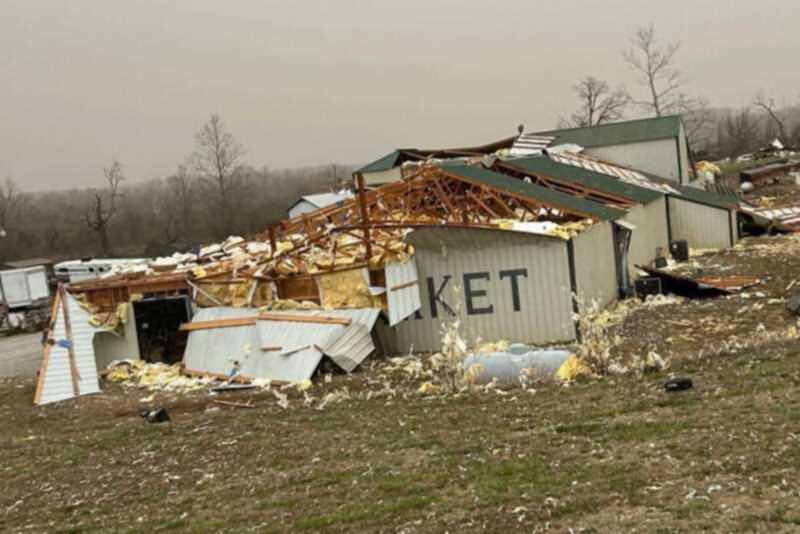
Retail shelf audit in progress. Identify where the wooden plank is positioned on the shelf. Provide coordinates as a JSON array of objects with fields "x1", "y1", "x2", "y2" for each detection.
[
  {"x1": 213, "y1": 400, "x2": 256, "y2": 409},
  {"x1": 179, "y1": 316, "x2": 258, "y2": 331},
  {"x1": 258, "y1": 313, "x2": 351, "y2": 326},
  {"x1": 59, "y1": 286, "x2": 81, "y2": 397},
  {"x1": 33, "y1": 290, "x2": 62, "y2": 405},
  {"x1": 390, "y1": 280, "x2": 418, "y2": 292}
]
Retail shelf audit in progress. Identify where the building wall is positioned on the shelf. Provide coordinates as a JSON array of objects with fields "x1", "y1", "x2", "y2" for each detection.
[
  {"x1": 622, "y1": 197, "x2": 670, "y2": 274},
  {"x1": 362, "y1": 167, "x2": 402, "y2": 187},
  {"x1": 678, "y1": 122, "x2": 691, "y2": 183},
  {"x1": 571, "y1": 221, "x2": 618, "y2": 309},
  {"x1": 668, "y1": 197, "x2": 734, "y2": 250},
  {"x1": 92, "y1": 304, "x2": 141, "y2": 370},
  {"x1": 391, "y1": 227, "x2": 576, "y2": 352},
  {"x1": 586, "y1": 138, "x2": 681, "y2": 183},
  {"x1": 287, "y1": 200, "x2": 318, "y2": 219}
]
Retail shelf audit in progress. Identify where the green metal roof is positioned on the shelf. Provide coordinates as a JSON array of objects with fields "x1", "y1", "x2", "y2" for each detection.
[
  {"x1": 536, "y1": 115, "x2": 683, "y2": 149},
  {"x1": 357, "y1": 150, "x2": 402, "y2": 174},
  {"x1": 505, "y1": 156, "x2": 663, "y2": 205},
  {"x1": 645, "y1": 175, "x2": 739, "y2": 210},
  {"x1": 444, "y1": 164, "x2": 625, "y2": 221}
]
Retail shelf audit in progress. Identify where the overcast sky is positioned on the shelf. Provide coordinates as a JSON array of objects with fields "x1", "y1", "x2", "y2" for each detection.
[{"x1": 2, "y1": 0, "x2": 799, "y2": 191}]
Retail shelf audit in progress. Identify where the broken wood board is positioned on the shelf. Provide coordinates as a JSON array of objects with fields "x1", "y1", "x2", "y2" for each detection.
[
  {"x1": 179, "y1": 317, "x2": 258, "y2": 331},
  {"x1": 257, "y1": 313, "x2": 351, "y2": 326}
]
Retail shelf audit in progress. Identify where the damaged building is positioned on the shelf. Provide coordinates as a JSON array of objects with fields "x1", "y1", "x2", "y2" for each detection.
[{"x1": 33, "y1": 116, "x2": 750, "y2": 405}]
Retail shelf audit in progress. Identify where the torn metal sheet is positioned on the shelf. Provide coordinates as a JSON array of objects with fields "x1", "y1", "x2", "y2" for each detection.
[
  {"x1": 182, "y1": 307, "x2": 383, "y2": 383},
  {"x1": 636, "y1": 265, "x2": 759, "y2": 296},
  {"x1": 182, "y1": 307, "x2": 261, "y2": 379},
  {"x1": 385, "y1": 261, "x2": 422, "y2": 326},
  {"x1": 323, "y1": 323, "x2": 374, "y2": 373},
  {"x1": 34, "y1": 290, "x2": 102, "y2": 405}
]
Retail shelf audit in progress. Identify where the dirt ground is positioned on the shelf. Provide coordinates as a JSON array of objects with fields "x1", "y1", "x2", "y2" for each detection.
[
  {"x1": 2, "y1": 234, "x2": 800, "y2": 532},
  {"x1": 0, "y1": 333, "x2": 44, "y2": 378}
]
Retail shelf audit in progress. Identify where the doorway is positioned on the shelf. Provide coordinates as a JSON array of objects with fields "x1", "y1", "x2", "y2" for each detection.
[{"x1": 133, "y1": 296, "x2": 192, "y2": 364}]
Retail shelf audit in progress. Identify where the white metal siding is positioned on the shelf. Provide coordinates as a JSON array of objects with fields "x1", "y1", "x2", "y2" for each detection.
[
  {"x1": 287, "y1": 200, "x2": 318, "y2": 219},
  {"x1": 678, "y1": 123, "x2": 690, "y2": 184},
  {"x1": 586, "y1": 138, "x2": 681, "y2": 183},
  {"x1": 37, "y1": 293, "x2": 102, "y2": 405},
  {"x1": 572, "y1": 221, "x2": 617, "y2": 309},
  {"x1": 363, "y1": 167, "x2": 402, "y2": 187},
  {"x1": 183, "y1": 308, "x2": 382, "y2": 382},
  {"x1": 385, "y1": 261, "x2": 422, "y2": 326},
  {"x1": 668, "y1": 197, "x2": 733, "y2": 250},
  {"x1": 92, "y1": 305, "x2": 141, "y2": 370},
  {"x1": 731, "y1": 210, "x2": 739, "y2": 242},
  {"x1": 623, "y1": 198, "x2": 670, "y2": 274},
  {"x1": 392, "y1": 228, "x2": 575, "y2": 353}
]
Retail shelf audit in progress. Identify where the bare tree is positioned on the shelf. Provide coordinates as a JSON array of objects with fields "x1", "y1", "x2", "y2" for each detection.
[
  {"x1": 753, "y1": 90, "x2": 789, "y2": 141},
  {"x1": 681, "y1": 96, "x2": 716, "y2": 150},
  {"x1": 623, "y1": 24, "x2": 692, "y2": 117},
  {"x1": 558, "y1": 76, "x2": 629, "y2": 128},
  {"x1": 83, "y1": 159, "x2": 124, "y2": 255},
  {"x1": 189, "y1": 114, "x2": 249, "y2": 237},
  {"x1": 161, "y1": 165, "x2": 196, "y2": 242},
  {"x1": 718, "y1": 108, "x2": 761, "y2": 158},
  {"x1": 0, "y1": 178, "x2": 24, "y2": 237}
]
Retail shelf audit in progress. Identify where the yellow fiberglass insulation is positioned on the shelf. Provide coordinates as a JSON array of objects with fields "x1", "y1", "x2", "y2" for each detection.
[{"x1": 316, "y1": 268, "x2": 385, "y2": 310}]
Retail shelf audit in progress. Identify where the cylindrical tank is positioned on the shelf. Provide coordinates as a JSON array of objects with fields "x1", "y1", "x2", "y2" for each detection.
[{"x1": 463, "y1": 343, "x2": 571, "y2": 385}]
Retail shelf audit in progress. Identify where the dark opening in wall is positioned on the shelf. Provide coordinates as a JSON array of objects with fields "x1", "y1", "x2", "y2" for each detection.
[{"x1": 133, "y1": 296, "x2": 192, "y2": 364}]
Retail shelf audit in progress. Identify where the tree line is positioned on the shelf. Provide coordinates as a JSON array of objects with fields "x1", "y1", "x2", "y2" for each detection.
[
  {"x1": 1, "y1": 115, "x2": 351, "y2": 263},
  {"x1": 558, "y1": 24, "x2": 800, "y2": 159}
]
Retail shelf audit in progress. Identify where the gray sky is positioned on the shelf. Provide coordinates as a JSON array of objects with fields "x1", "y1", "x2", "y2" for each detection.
[{"x1": 2, "y1": 0, "x2": 799, "y2": 191}]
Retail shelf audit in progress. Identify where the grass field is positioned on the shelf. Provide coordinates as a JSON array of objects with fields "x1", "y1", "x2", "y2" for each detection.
[{"x1": 2, "y1": 336, "x2": 800, "y2": 532}]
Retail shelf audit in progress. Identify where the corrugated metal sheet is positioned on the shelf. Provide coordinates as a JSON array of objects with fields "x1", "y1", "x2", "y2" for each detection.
[
  {"x1": 357, "y1": 150, "x2": 402, "y2": 174},
  {"x1": 536, "y1": 115, "x2": 682, "y2": 149},
  {"x1": 385, "y1": 261, "x2": 422, "y2": 326},
  {"x1": 444, "y1": 164, "x2": 626, "y2": 221},
  {"x1": 183, "y1": 307, "x2": 383, "y2": 382},
  {"x1": 572, "y1": 221, "x2": 618, "y2": 308},
  {"x1": 182, "y1": 307, "x2": 261, "y2": 378},
  {"x1": 586, "y1": 138, "x2": 683, "y2": 184},
  {"x1": 37, "y1": 293, "x2": 102, "y2": 405},
  {"x1": 363, "y1": 166, "x2": 402, "y2": 186},
  {"x1": 324, "y1": 323, "x2": 374, "y2": 372},
  {"x1": 668, "y1": 197, "x2": 733, "y2": 249},
  {"x1": 508, "y1": 134, "x2": 555, "y2": 156},
  {"x1": 257, "y1": 317, "x2": 342, "y2": 382},
  {"x1": 546, "y1": 151, "x2": 678, "y2": 195},
  {"x1": 623, "y1": 198, "x2": 669, "y2": 275},
  {"x1": 288, "y1": 192, "x2": 352, "y2": 218},
  {"x1": 746, "y1": 206, "x2": 800, "y2": 226},
  {"x1": 392, "y1": 227, "x2": 575, "y2": 352}
]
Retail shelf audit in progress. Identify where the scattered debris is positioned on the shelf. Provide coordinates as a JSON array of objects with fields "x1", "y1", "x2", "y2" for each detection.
[
  {"x1": 664, "y1": 377, "x2": 693, "y2": 392},
  {"x1": 212, "y1": 400, "x2": 256, "y2": 409},
  {"x1": 141, "y1": 408, "x2": 171, "y2": 424}
]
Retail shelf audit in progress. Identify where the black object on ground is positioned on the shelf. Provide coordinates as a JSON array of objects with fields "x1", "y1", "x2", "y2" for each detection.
[
  {"x1": 141, "y1": 408, "x2": 171, "y2": 423},
  {"x1": 634, "y1": 277, "x2": 662, "y2": 299},
  {"x1": 670, "y1": 240, "x2": 690, "y2": 262},
  {"x1": 664, "y1": 377, "x2": 693, "y2": 392}
]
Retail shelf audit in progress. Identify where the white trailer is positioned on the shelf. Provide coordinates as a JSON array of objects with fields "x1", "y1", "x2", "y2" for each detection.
[
  {"x1": 0, "y1": 266, "x2": 50, "y2": 309},
  {"x1": 54, "y1": 258, "x2": 149, "y2": 283}
]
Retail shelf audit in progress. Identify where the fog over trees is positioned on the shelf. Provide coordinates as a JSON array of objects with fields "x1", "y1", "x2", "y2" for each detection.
[{"x1": 1, "y1": 114, "x2": 352, "y2": 262}]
